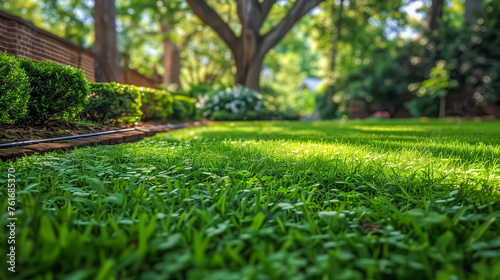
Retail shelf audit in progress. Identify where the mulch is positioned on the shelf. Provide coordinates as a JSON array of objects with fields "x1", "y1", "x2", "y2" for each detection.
[
  {"x1": 0, "y1": 119, "x2": 191, "y2": 144},
  {"x1": 0, "y1": 119, "x2": 207, "y2": 161}
]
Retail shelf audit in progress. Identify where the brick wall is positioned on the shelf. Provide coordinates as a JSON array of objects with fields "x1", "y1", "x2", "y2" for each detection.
[{"x1": 0, "y1": 10, "x2": 95, "y2": 81}]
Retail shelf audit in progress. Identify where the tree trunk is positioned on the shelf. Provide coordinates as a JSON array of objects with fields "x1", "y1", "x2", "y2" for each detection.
[
  {"x1": 162, "y1": 40, "x2": 181, "y2": 87},
  {"x1": 160, "y1": 24, "x2": 181, "y2": 88},
  {"x1": 186, "y1": 0, "x2": 325, "y2": 92},
  {"x1": 94, "y1": 0, "x2": 120, "y2": 82},
  {"x1": 235, "y1": 56, "x2": 262, "y2": 91},
  {"x1": 326, "y1": 0, "x2": 344, "y2": 108},
  {"x1": 234, "y1": 28, "x2": 263, "y2": 91},
  {"x1": 465, "y1": 0, "x2": 482, "y2": 24},
  {"x1": 426, "y1": 0, "x2": 444, "y2": 32}
]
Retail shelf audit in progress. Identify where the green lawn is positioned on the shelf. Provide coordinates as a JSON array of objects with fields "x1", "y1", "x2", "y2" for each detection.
[{"x1": 1, "y1": 120, "x2": 500, "y2": 279}]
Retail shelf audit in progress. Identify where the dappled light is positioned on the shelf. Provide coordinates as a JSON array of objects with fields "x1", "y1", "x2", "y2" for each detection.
[{"x1": 1, "y1": 0, "x2": 500, "y2": 279}]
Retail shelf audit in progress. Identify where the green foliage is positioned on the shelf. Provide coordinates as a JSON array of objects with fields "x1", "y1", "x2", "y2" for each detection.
[
  {"x1": 83, "y1": 83, "x2": 143, "y2": 124},
  {"x1": 209, "y1": 110, "x2": 247, "y2": 121},
  {"x1": 171, "y1": 94, "x2": 197, "y2": 120},
  {"x1": 2, "y1": 120, "x2": 500, "y2": 279},
  {"x1": 18, "y1": 57, "x2": 89, "y2": 124},
  {"x1": 406, "y1": 3, "x2": 500, "y2": 115},
  {"x1": 0, "y1": 53, "x2": 31, "y2": 123},
  {"x1": 140, "y1": 87, "x2": 174, "y2": 121},
  {"x1": 314, "y1": 82, "x2": 340, "y2": 120},
  {"x1": 184, "y1": 82, "x2": 220, "y2": 98},
  {"x1": 409, "y1": 60, "x2": 456, "y2": 99},
  {"x1": 404, "y1": 96, "x2": 439, "y2": 118},
  {"x1": 0, "y1": 0, "x2": 93, "y2": 47},
  {"x1": 448, "y1": 2, "x2": 500, "y2": 106},
  {"x1": 262, "y1": 50, "x2": 315, "y2": 117},
  {"x1": 342, "y1": 55, "x2": 409, "y2": 115},
  {"x1": 407, "y1": 61, "x2": 458, "y2": 118},
  {"x1": 199, "y1": 85, "x2": 265, "y2": 120}
]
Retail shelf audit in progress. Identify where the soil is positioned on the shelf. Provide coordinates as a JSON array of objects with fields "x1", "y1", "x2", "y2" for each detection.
[{"x1": 0, "y1": 120, "x2": 190, "y2": 144}]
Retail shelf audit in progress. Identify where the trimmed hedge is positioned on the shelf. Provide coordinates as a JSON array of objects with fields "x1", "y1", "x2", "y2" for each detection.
[
  {"x1": 0, "y1": 53, "x2": 31, "y2": 123},
  {"x1": 18, "y1": 57, "x2": 89, "y2": 124},
  {"x1": 140, "y1": 87, "x2": 174, "y2": 121},
  {"x1": 82, "y1": 83, "x2": 143, "y2": 124}
]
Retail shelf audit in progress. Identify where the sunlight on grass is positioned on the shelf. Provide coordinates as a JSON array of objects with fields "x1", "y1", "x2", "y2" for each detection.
[{"x1": 1, "y1": 120, "x2": 499, "y2": 279}]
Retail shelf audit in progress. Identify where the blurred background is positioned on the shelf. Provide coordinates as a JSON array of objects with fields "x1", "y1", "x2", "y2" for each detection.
[{"x1": 1, "y1": 0, "x2": 499, "y2": 121}]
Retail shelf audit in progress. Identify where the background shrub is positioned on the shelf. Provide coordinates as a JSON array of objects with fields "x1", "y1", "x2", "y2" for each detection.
[
  {"x1": 0, "y1": 53, "x2": 31, "y2": 123},
  {"x1": 82, "y1": 83, "x2": 142, "y2": 124},
  {"x1": 405, "y1": 96, "x2": 439, "y2": 118},
  {"x1": 140, "y1": 87, "x2": 174, "y2": 121},
  {"x1": 199, "y1": 85, "x2": 265, "y2": 120},
  {"x1": 18, "y1": 58, "x2": 89, "y2": 124},
  {"x1": 172, "y1": 94, "x2": 197, "y2": 120}
]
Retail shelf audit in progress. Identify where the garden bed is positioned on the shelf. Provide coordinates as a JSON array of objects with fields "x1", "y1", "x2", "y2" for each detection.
[
  {"x1": 0, "y1": 120, "x2": 208, "y2": 161},
  {"x1": 0, "y1": 120, "x2": 199, "y2": 144}
]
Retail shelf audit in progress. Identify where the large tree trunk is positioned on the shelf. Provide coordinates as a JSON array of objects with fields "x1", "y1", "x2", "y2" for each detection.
[
  {"x1": 465, "y1": 0, "x2": 482, "y2": 24},
  {"x1": 162, "y1": 40, "x2": 181, "y2": 87},
  {"x1": 235, "y1": 55, "x2": 263, "y2": 91},
  {"x1": 94, "y1": 0, "x2": 120, "y2": 82},
  {"x1": 161, "y1": 24, "x2": 181, "y2": 88},
  {"x1": 325, "y1": 0, "x2": 344, "y2": 108},
  {"x1": 186, "y1": 0, "x2": 325, "y2": 92},
  {"x1": 234, "y1": 19, "x2": 264, "y2": 91},
  {"x1": 426, "y1": 0, "x2": 444, "y2": 32}
]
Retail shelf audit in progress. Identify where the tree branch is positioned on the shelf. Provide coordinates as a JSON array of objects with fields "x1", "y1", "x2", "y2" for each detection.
[
  {"x1": 260, "y1": 0, "x2": 325, "y2": 55},
  {"x1": 237, "y1": 0, "x2": 261, "y2": 31},
  {"x1": 258, "y1": 0, "x2": 277, "y2": 28},
  {"x1": 185, "y1": 0, "x2": 238, "y2": 53}
]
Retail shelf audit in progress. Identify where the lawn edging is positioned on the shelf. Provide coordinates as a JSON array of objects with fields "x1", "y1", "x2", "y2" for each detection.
[{"x1": 0, "y1": 121, "x2": 205, "y2": 161}]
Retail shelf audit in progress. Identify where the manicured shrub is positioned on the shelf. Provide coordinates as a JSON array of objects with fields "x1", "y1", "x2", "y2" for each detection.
[
  {"x1": 172, "y1": 94, "x2": 197, "y2": 120},
  {"x1": 140, "y1": 87, "x2": 174, "y2": 121},
  {"x1": 17, "y1": 58, "x2": 89, "y2": 123},
  {"x1": 0, "y1": 53, "x2": 31, "y2": 123},
  {"x1": 199, "y1": 85, "x2": 265, "y2": 120},
  {"x1": 82, "y1": 83, "x2": 143, "y2": 123}
]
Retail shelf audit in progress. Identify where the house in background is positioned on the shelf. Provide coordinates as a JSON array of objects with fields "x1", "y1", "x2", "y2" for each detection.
[{"x1": 299, "y1": 77, "x2": 322, "y2": 93}]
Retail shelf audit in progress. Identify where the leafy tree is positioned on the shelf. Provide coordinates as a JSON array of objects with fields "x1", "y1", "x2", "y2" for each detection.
[
  {"x1": 117, "y1": 0, "x2": 186, "y2": 87},
  {"x1": 311, "y1": 0, "x2": 407, "y2": 118},
  {"x1": 0, "y1": 0, "x2": 93, "y2": 47},
  {"x1": 185, "y1": 0, "x2": 325, "y2": 91}
]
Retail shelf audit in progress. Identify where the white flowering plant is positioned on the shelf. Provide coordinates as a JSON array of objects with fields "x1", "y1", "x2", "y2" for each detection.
[{"x1": 198, "y1": 85, "x2": 266, "y2": 120}]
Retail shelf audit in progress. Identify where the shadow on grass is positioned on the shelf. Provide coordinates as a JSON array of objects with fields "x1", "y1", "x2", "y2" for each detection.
[{"x1": 183, "y1": 121, "x2": 500, "y2": 164}]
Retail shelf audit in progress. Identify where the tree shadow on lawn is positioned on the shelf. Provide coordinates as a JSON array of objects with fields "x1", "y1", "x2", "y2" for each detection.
[
  {"x1": 159, "y1": 137, "x2": 498, "y2": 206},
  {"x1": 186, "y1": 122, "x2": 500, "y2": 165}
]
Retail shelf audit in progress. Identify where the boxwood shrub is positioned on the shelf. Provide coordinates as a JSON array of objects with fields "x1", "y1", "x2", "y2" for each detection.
[
  {"x1": 18, "y1": 58, "x2": 89, "y2": 124},
  {"x1": 83, "y1": 83, "x2": 143, "y2": 123},
  {"x1": 0, "y1": 53, "x2": 31, "y2": 123},
  {"x1": 140, "y1": 87, "x2": 174, "y2": 121}
]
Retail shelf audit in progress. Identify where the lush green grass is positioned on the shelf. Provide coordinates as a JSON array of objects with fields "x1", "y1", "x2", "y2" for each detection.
[{"x1": 1, "y1": 120, "x2": 500, "y2": 279}]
